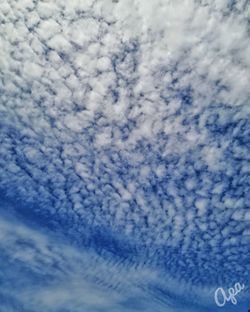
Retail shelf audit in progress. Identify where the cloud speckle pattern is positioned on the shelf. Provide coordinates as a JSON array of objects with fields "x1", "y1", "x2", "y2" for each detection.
[{"x1": 0, "y1": 0, "x2": 249, "y2": 311}]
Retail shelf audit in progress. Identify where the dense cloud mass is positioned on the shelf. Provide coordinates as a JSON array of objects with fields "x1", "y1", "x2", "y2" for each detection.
[{"x1": 0, "y1": 0, "x2": 250, "y2": 311}]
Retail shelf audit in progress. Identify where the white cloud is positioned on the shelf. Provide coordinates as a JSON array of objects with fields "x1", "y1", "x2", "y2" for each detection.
[{"x1": 0, "y1": 0, "x2": 249, "y2": 310}]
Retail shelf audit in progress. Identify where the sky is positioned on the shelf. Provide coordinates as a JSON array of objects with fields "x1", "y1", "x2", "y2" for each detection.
[{"x1": 0, "y1": 0, "x2": 250, "y2": 311}]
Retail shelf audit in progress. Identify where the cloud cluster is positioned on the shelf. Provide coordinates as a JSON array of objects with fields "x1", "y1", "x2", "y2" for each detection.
[{"x1": 0, "y1": 0, "x2": 249, "y2": 311}]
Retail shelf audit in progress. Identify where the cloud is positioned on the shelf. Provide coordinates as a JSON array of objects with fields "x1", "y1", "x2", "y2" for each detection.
[
  {"x1": 0, "y1": 212, "x2": 215, "y2": 312},
  {"x1": 0, "y1": 0, "x2": 249, "y2": 311}
]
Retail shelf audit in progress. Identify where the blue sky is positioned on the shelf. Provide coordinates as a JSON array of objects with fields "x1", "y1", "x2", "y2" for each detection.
[{"x1": 0, "y1": 0, "x2": 249, "y2": 311}]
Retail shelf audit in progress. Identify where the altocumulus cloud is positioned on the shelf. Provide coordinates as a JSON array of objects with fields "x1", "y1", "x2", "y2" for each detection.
[{"x1": 0, "y1": 0, "x2": 249, "y2": 311}]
